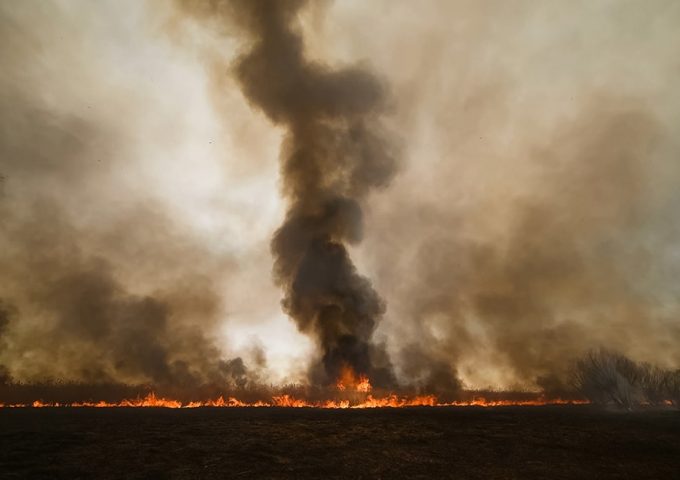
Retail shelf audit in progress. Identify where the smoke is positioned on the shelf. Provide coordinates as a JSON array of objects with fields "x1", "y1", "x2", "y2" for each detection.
[
  {"x1": 386, "y1": 100, "x2": 666, "y2": 390},
  {"x1": 176, "y1": 0, "x2": 399, "y2": 386},
  {"x1": 3, "y1": 0, "x2": 680, "y2": 396},
  {"x1": 172, "y1": 0, "x2": 680, "y2": 393},
  {"x1": 0, "y1": 141, "x2": 250, "y2": 388},
  {"x1": 0, "y1": 1, "x2": 262, "y2": 389},
  {"x1": 342, "y1": 1, "x2": 680, "y2": 390}
]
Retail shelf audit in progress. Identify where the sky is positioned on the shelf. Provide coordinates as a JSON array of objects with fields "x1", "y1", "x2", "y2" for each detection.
[{"x1": 1, "y1": 0, "x2": 679, "y2": 391}]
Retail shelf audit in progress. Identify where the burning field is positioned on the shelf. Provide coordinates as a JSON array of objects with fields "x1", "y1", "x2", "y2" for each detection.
[
  {"x1": 2, "y1": 0, "x2": 680, "y2": 477},
  {"x1": 0, "y1": 379, "x2": 587, "y2": 409}
]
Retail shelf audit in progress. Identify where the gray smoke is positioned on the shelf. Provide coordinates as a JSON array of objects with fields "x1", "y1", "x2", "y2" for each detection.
[
  {"x1": 4, "y1": 0, "x2": 680, "y2": 396},
  {"x1": 0, "y1": 1, "x2": 253, "y2": 389},
  {"x1": 317, "y1": 1, "x2": 680, "y2": 391}
]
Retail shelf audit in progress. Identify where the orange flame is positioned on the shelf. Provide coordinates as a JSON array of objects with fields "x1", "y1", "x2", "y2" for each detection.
[
  {"x1": 0, "y1": 392, "x2": 590, "y2": 409},
  {"x1": 336, "y1": 364, "x2": 372, "y2": 392},
  {"x1": 0, "y1": 373, "x2": 595, "y2": 409}
]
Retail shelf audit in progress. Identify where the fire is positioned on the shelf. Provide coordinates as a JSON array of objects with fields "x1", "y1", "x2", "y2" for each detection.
[
  {"x1": 0, "y1": 392, "x2": 589, "y2": 409},
  {"x1": 336, "y1": 364, "x2": 372, "y2": 392},
  {"x1": 0, "y1": 373, "x2": 592, "y2": 409},
  {"x1": 272, "y1": 395, "x2": 309, "y2": 408}
]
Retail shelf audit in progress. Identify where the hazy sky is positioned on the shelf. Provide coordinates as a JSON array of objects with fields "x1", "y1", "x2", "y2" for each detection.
[{"x1": 1, "y1": 0, "x2": 679, "y2": 390}]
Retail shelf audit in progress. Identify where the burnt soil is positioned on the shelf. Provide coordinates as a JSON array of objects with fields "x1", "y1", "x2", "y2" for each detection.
[{"x1": 1, "y1": 406, "x2": 678, "y2": 479}]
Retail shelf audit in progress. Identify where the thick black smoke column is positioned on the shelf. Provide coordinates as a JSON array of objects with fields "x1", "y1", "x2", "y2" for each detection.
[{"x1": 191, "y1": 0, "x2": 398, "y2": 385}]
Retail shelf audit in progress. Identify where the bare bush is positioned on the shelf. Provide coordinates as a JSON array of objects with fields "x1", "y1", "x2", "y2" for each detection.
[
  {"x1": 572, "y1": 350, "x2": 643, "y2": 409},
  {"x1": 638, "y1": 363, "x2": 671, "y2": 406},
  {"x1": 571, "y1": 350, "x2": 680, "y2": 409}
]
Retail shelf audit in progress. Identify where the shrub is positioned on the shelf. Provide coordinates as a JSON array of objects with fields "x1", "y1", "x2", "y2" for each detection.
[{"x1": 571, "y1": 349, "x2": 643, "y2": 409}]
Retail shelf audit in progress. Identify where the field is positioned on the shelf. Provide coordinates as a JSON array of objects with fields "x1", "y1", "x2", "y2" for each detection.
[{"x1": 1, "y1": 406, "x2": 679, "y2": 479}]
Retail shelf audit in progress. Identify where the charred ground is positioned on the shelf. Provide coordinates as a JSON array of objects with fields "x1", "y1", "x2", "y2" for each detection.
[{"x1": 1, "y1": 406, "x2": 678, "y2": 479}]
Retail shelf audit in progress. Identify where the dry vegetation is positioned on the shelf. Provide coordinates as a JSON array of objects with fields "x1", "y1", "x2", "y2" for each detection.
[{"x1": 571, "y1": 349, "x2": 680, "y2": 409}]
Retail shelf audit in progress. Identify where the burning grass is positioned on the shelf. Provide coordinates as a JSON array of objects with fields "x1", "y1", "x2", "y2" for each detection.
[
  {"x1": 0, "y1": 364, "x2": 591, "y2": 409},
  {"x1": 3, "y1": 352, "x2": 679, "y2": 410},
  {"x1": 0, "y1": 389, "x2": 588, "y2": 409}
]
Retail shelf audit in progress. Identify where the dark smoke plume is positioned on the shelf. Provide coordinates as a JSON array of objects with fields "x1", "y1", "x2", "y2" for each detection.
[{"x1": 178, "y1": 0, "x2": 398, "y2": 386}]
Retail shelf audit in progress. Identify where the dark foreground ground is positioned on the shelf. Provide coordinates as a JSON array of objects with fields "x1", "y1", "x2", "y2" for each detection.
[{"x1": 1, "y1": 406, "x2": 679, "y2": 479}]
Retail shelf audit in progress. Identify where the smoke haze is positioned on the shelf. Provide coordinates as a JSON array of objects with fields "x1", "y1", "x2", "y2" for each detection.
[
  {"x1": 1, "y1": 0, "x2": 679, "y2": 393},
  {"x1": 0, "y1": 0, "x2": 279, "y2": 388}
]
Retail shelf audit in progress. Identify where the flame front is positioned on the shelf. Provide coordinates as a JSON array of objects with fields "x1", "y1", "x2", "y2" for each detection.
[
  {"x1": 0, "y1": 369, "x2": 592, "y2": 409},
  {"x1": 0, "y1": 392, "x2": 589, "y2": 409}
]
